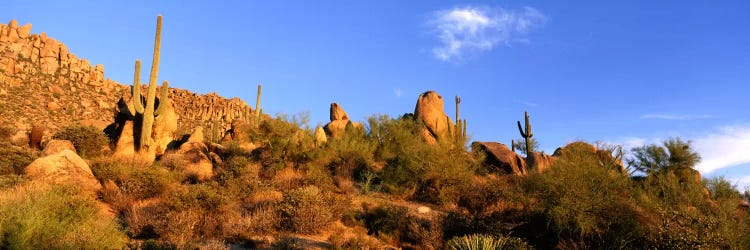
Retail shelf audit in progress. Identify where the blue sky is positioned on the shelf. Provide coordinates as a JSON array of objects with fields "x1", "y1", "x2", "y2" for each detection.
[{"x1": 3, "y1": 1, "x2": 749, "y2": 186}]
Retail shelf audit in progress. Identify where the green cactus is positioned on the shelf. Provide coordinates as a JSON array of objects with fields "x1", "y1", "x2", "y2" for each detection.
[
  {"x1": 255, "y1": 84, "x2": 262, "y2": 125},
  {"x1": 130, "y1": 15, "x2": 169, "y2": 152},
  {"x1": 452, "y1": 96, "x2": 467, "y2": 144},
  {"x1": 132, "y1": 60, "x2": 143, "y2": 113},
  {"x1": 462, "y1": 119, "x2": 467, "y2": 139},
  {"x1": 517, "y1": 111, "x2": 535, "y2": 168},
  {"x1": 455, "y1": 96, "x2": 461, "y2": 127}
]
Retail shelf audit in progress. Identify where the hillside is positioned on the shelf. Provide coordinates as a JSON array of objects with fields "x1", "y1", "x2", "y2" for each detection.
[
  {"x1": 0, "y1": 19, "x2": 253, "y2": 141},
  {"x1": 1, "y1": 16, "x2": 749, "y2": 250}
]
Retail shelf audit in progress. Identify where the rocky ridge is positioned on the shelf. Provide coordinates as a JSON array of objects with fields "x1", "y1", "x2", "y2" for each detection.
[{"x1": 0, "y1": 20, "x2": 254, "y2": 140}]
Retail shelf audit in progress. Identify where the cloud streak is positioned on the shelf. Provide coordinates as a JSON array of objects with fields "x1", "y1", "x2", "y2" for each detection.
[
  {"x1": 611, "y1": 125, "x2": 750, "y2": 175},
  {"x1": 693, "y1": 125, "x2": 750, "y2": 173},
  {"x1": 427, "y1": 6, "x2": 546, "y2": 62},
  {"x1": 640, "y1": 114, "x2": 713, "y2": 120}
]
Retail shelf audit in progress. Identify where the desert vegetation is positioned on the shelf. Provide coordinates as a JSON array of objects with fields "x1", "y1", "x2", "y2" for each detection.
[
  {"x1": 1, "y1": 15, "x2": 749, "y2": 250},
  {"x1": 2, "y1": 113, "x2": 750, "y2": 249}
]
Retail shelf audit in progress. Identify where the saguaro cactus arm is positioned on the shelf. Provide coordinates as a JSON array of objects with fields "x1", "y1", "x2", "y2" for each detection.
[
  {"x1": 255, "y1": 84, "x2": 262, "y2": 124},
  {"x1": 154, "y1": 80, "x2": 169, "y2": 116},
  {"x1": 132, "y1": 60, "x2": 144, "y2": 113}
]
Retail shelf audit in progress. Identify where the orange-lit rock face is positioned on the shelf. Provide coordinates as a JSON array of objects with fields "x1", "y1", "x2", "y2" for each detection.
[{"x1": 414, "y1": 91, "x2": 453, "y2": 143}]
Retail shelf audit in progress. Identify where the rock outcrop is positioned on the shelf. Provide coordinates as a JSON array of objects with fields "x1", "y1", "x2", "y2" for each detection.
[
  {"x1": 553, "y1": 141, "x2": 625, "y2": 173},
  {"x1": 472, "y1": 142, "x2": 527, "y2": 175},
  {"x1": 323, "y1": 103, "x2": 361, "y2": 138},
  {"x1": 414, "y1": 91, "x2": 453, "y2": 144},
  {"x1": 314, "y1": 126, "x2": 327, "y2": 147},
  {"x1": 0, "y1": 20, "x2": 256, "y2": 143},
  {"x1": 25, "y1": 149, "x2": 101, "y2": 194},
  {"x1": 42, "y1": 139, "x2": 75, "y2": 156},
  {"x1": 530, "y1": 152, "x2": 556, "y2": 173},
  {"x1": 175, "y1": 127, "x2": 214, "y2": 181}
]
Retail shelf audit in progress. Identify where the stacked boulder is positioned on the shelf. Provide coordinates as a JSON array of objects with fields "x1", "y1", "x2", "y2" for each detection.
[
  {"x1": 472, "y1": 142, "x2": 527, "y2": 175},
  {"x1": 413, "y1": 91, "x2": 454, "y2": 144},
  {"x1": 323, "y1": 103, "x2": 362, "y2": 138}
]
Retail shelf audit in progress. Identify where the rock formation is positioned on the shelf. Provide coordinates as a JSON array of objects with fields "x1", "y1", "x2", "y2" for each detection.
[
  {"x1": 472, "y1": 142, "x2": 527, "y2": 175},
  {"x1": 176, "y1": 127, "x2": 214, "y2": 181},
  {"x1": 0, "y1": 19, "x2": 257, "y2": 144},
  {"x1": 42, "y1": 139, "x2": 75, "y2": 156},
  {"x1": 314, "y1": 126, "x2": 327, "y2": 147},
  {"x1": 323, "y1": 103, "x2": 361, "y2": 138},
  {"x1": 530, "y1": 152, "x2": 556, "y2": 173},
  {"x1": 25, "y1": 149, "x2": 101, "y2": 195},
  {"x1": 413, "y1": 91, "x2": 453, "y2": 144},
  {"x1": 553, "y1": 141, "x2": 625, "y2": 173}
]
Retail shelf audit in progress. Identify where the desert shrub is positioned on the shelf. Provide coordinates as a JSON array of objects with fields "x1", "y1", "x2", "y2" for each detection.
[
  {"x1": 91, "y1": 160, "x2": 173, "y2": 200},
  {"x1": 246, "y1": 115, "x2": 315, "y2": 171},
  {"x1": 644, "y1": 207, "x2": 730, "y2": 249},
  {"x1": 318, "y1": 126, "x2": 377, "y2": 180},
  {"x1": 369, "y1": 115, "x2": 475, "y2": 204},
  {"x1": 271, "y1": 235, "x2": 304, "y2": 250},
  {"x1": 360, "y1": 204, "x2": 410, "y2": 243},
  {"x1": 0, "y1": 124, "x2": 14, "y2": 140},
  {"x1": 119, "y1": 167, "x2": 173, "y2": 200},
  {"x1": 520, "y1": 141, "x2": 643, "y2": 249},
  {"x1": 0, "y1": 184, "x2": 128, "y2": 249},
  {"x1": 639, "y1": 169, "x2": 707, "y2": 209},
  {"x1": 328, "y1": 226, "x2": 384, "y2": 250},
  {"x1": 705, "y1": 176, "x2": 741, "y2": 200},
  {"x1": 446, "y1": 234, "x2": 531, "y2": 250},
  {"x1": 0, "y1": 141, "x2": 38, "y2": 175},
  {"x1": 215, "y1": 154, "x2": 256, "y2": 185},
  {"x1": 279, "y1": 185, "x2": 343, "y2": 233},
  {"x1": 52, "y1": 125, "x2": 110, "y2": 158}
]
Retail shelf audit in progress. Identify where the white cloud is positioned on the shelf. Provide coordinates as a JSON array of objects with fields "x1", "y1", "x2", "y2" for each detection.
[
  {"x1": 693, "y1": 126, "x2": 750, "y2": 173},
  {"x1": 428, "y1": 6, "x2": 546, "y2": 62},
  {"x1": 518, "y1": 100, "x2": 539, "y2": 107},
  {"x1": 608, "y1": 125, "x2": 750, "y2": 175},
  {"x1": 394, "y1": 88, "x2": 403, "y2": 98},
  {"x1": 726, "y1": 175, "x2": 750, "y2": 191},
  {"x1": 640, "y1": 114, "x2": 713, "y2": 120}
]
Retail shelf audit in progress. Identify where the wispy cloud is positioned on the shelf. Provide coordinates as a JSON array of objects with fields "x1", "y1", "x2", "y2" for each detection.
[
  {"x1": 640, "y1": 114, "x2": 713, "y2": 120},
  {"x1": 393, "y1": 88, "x2": 403, "y2": 98},
  {"x1": 517, "y1": 100, "x2": 539, "y2": 107},
  {"x1": 608, "y1": 125, "x2": 750, "y2": 174},
  {"x1": 726, "y1": 175, "x2": 750, "y2": 191},
  {"x1": 693, "y1": 125, "x2": 750, "y2": 173},
  {"x1": 427, "y1": 6, "x2": 546, "y2": 62}
]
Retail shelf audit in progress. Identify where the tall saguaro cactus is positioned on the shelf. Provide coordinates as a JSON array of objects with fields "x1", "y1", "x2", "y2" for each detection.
[
  {"x1": 255, "y1": 84, "x2": 262, "y2": 125},
  {"x1": 131, "y1": 15, "x2": 169, "y2": 152},
  {"x1": 517, "y1": 111, "x2": 535, "y2": 168},
  {"x1": 453, "y1": 96, "x2": 467, "y2": 143}
]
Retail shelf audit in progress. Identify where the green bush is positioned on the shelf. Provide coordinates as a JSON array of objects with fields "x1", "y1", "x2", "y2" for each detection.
[
  {"x1": 279, "y1": 185, "x2": 342, "y2": 233},
  {"x1": 369, "y1": 115, "x2": 475, "y2": 204},
  {"x1": 90, "y1": 160, "x2": 173, "y2": 200},
  {"x1": 52, "y1": 125, "x2": 110, "y2": 158},
  {"x1": 0, "y1": 141, "x2": 38, "y2": 175},
  {"x1": 520, "y1": 141, "x2": 643, "y2": 248},
  {"x1": 0, "y1": 184, "x2": 128, "y2": 249},
  {"x1": 0, "y1": 124, "x2": 14, "y2": 140},
  {"x1": 446, "y1": 234, "x2": 531, "y2": 250},
  {"x1": 360, "y1": 204, "x2": 410, "y2": 241},
  {"x1": 705, "y1": 176, "x2": 741, "y2": 200}
]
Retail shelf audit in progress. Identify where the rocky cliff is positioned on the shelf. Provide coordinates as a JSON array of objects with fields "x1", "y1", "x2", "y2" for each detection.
[{"x1": 0, "y1": 20, "x2": 254, "y2": 139}]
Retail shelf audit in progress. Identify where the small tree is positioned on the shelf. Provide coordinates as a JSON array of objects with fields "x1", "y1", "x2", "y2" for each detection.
[
  {"x1": 627, "y1": 137, "x2": 700, "y2": 175},
  {"x1": 513, "y1": 137, "x2": 539, "y2": 157}
]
